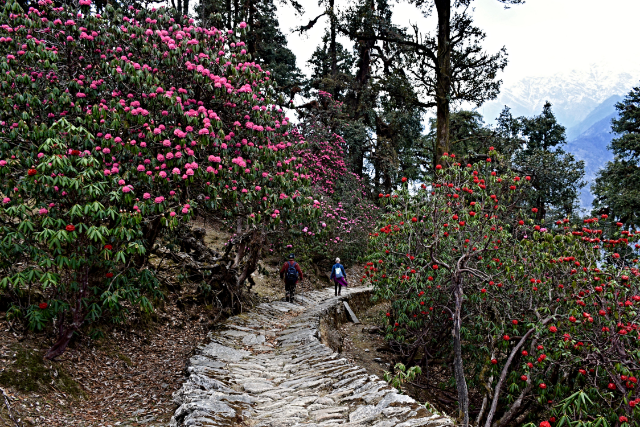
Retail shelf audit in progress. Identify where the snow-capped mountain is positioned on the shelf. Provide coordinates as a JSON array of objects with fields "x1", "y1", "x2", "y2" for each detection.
[
  {"x1": 477, "y1": 63, "x2": 640, "y2": 210},
  {"x1": 480, "y1": 63, "x2": 640, "y2": 127}
]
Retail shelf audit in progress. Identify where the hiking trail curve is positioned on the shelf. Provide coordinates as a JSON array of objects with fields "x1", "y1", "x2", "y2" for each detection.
[{"x1": 170, "y1": 285, "x2": 454, "y2": 427}]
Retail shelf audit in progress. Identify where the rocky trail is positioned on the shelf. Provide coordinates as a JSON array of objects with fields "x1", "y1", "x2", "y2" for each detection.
[{"x1": 170, "y1": 286, "x2": 453, "y2": 427}]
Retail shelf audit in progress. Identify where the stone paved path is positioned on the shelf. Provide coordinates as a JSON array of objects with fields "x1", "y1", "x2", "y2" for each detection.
[{"x1": 170, "y1": 286, "x2": 453, "y2": 427}]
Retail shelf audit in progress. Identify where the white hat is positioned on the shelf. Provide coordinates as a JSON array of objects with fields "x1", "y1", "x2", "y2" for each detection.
[{"x1": 335, "y1": 258, "x2": 340, "y2": 263}]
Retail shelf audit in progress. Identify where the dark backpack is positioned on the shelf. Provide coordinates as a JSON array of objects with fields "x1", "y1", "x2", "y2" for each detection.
[{"x1": 285, "y1": 261, "x2": 299, "y2": 282}]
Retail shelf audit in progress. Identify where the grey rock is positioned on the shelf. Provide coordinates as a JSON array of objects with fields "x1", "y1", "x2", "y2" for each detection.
[
  {"x1": 201, "y1": 342, "x2": 250, "y2": 362},
  {"x1": 242, "y1": 380, "x2": 276, "y2": 393},
  {"x1": 220, "y1": 329, "x2": 251, "y2": 339},
  {"x1": 242, "y1": 334, "x2": 266, "y2": 345}
]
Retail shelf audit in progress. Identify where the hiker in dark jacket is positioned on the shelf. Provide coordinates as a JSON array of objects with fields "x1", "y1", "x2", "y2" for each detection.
[
  {"x1": 330, "y1": 257, "x2": 348, "y2": 296},
  {"x1": 280, "y1": 254, "x2": 303, "y2": 303}
]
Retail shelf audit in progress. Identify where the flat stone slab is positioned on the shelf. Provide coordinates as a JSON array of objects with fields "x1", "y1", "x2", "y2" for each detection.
[
  {"x1": 242, "y1": 380, "x2": 276, "y2": 393},
  {"x1": 343, "y1": 301, "x2": 360, "y2": 324},
  {"x1": 201, "y1": 342, "x2": 250, "y2": 362},
  {"x1": 242, "y1": 333, "x2": 266, "y2": 345}
]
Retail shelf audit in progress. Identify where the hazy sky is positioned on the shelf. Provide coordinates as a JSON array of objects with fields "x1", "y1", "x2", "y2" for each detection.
[{"x1": 276, "y1": 0, "x2": 640, "y2": 86}]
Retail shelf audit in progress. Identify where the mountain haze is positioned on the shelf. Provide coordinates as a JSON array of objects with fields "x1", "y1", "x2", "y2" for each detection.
[
  {"x1": 481, "y1": 64, "x2": 639, "y2": 128},
  {"x1": 566, "y1": 112, "x2": 617, "y2": 208},
  {"x1": 566, "y1": 94, "x2": 622, "y2": 141},
  {"x1": 479, "y1": 65, "x2": 640, "y2": 210}
]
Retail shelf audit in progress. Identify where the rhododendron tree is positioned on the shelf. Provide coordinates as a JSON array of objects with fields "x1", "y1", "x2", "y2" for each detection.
[
  {"x1": 287, "y1": 92, "x2": 379, "y2": 264},
  {"x1": 0, "y1": 0, "x2": 311, "y2": 358},
  {"x1": 290, "y1": 132, "x2": 378, "y2": 264},
  {"x1": 365, "y1": 152, "x2": 640, "y2": 427}
]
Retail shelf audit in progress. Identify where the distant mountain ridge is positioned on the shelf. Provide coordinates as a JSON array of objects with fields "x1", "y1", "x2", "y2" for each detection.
[
  {"x1": 566, "y1": 95, "x2": 622, "y2": 141},
  {"x1": 479, "y1": 65, "x2": 639, "y2": 210},
  {"x1": 481, "y1": 64, "x2": 639, "y2": 128},
  {"x1": 566, "y1": 111, "x2": 617, "y2": 209}
]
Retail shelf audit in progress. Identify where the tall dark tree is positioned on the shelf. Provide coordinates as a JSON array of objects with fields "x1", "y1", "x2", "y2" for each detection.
[
  {"x1": 298, "y1": 0, "x2": 428, "y2": 195},
  {"x1": 307, "y1": 32, "x2": 354, "y2": 98},
  {"x1": 593, "y1": 84, "x2": 640, "y2": 227},
  {"x1": 330, "y1": 0, "x2": 522, "y2": 173},
  {"x1": 515, "y1": 102, "x2": 585, "y2": 220}
]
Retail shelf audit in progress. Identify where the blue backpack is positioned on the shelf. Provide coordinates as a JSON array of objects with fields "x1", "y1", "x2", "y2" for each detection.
[{"x1": 285, "y1": 261, "x2": 299, "y2": 282}]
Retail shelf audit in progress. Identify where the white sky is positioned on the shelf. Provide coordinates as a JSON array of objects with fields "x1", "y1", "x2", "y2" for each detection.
[{"x1": 277, "y1": 0, "x2": 640, "y2": 87}]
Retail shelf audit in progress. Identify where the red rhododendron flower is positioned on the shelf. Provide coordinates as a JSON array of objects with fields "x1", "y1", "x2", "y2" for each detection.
[
  {"x1": 39, "y1": 302, "x2": 48, "y2": 309},
  {"x1": 65, "y1": 224, "x2": 75, "y2": 232},
  {"x1": 549, "y1": 326, "x2": 557, "y2": 333},
  {"x1": 539, "y1": 422, "x2": 551, "y2": 427},
  {"x1": 106, "y1": 272, "x2": 114, "y2": 278},
  {"x1": 104, "y1": 244, "x2": 113, "y2": 250},
  {"x1": 28, "y1": 168, "x2": 37, "y2": 176}
]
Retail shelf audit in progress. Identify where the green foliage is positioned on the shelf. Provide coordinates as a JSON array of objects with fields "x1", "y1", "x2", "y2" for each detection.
[
  {"x1": 383, "y1": 363, "x2": 422, "y2": 393},
  {"x1": 428, "y1": 105, "x2": 586, "y2": 223}
]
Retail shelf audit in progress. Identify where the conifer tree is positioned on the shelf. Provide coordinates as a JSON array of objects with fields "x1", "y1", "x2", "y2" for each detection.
[{"x1": 593, "y1": 84, "x2": 640, "y2": 226}]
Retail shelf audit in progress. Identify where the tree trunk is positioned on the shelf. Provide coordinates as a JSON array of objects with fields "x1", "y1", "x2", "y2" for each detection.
[
  {"x1": 137, "y1": 216, "x2": 163, "y2": 266},
  {"x1": 434, "y1": 0, "x2": 451, "y2": 169},
  {"x1": 234, "y1": 0, "x2": 239, "y2": 26},
  {"x1": 226, "y1": 0, "x2": 232, "y2": 28},
  {"x1": 329, "y1": 0, "x2": 337, "y2": 95},
  {"x1": 248, "y1": 0, "x2": 255, "y2": 55},
  {"x1": 45, "y1": 268, "x2": 90, "y2": 360},
  {"x1": 345, "y1": 0, "x2": 375, "y2": 176},
  {"x1": 452, "y1": 277, "x2": 470, "y2": 426}
]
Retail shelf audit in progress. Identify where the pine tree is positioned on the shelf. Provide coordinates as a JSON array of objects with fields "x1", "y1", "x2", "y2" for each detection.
[{"x1": 593, "y1": 85, "x2": 640, "y2": 226}]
